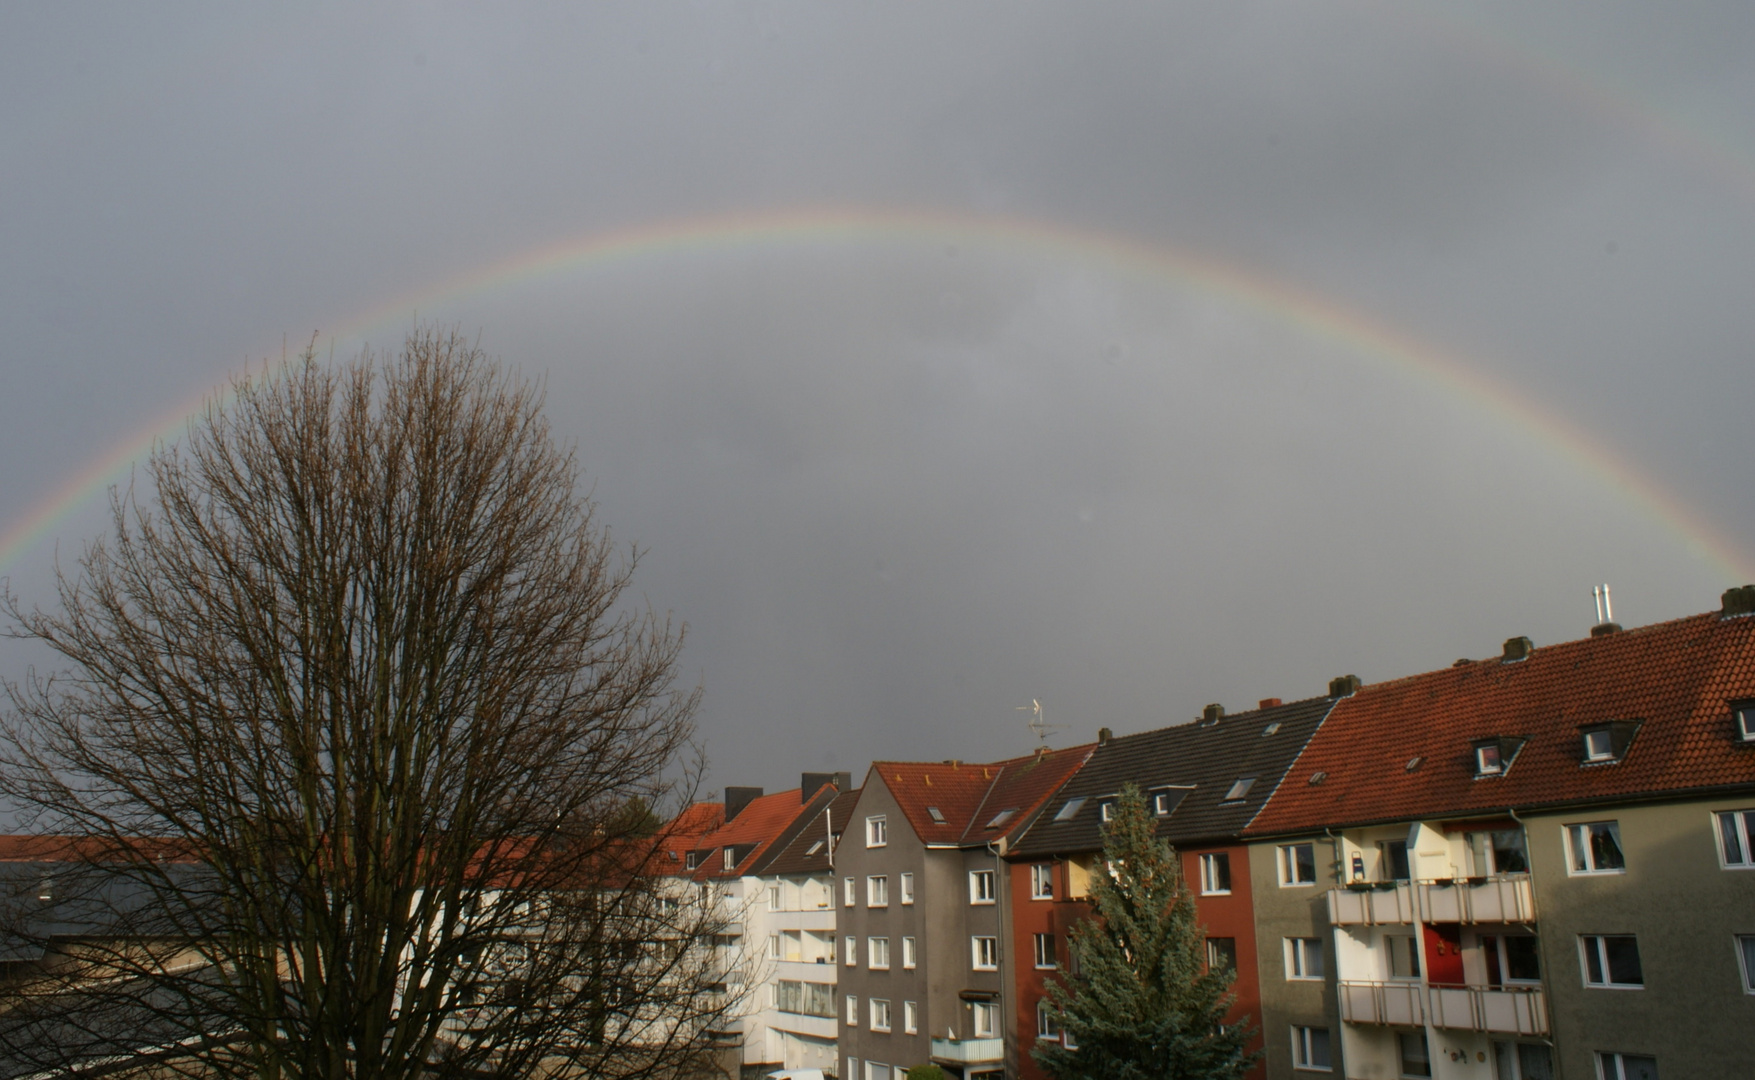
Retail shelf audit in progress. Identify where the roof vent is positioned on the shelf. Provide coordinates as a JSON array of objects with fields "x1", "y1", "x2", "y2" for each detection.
[
  {"x1": 1259, "y1": 697, "x2": 1282, "y2": 709},
  {"x1": 1723, "y1": 584, "x2": 1755, "y2": 617},
  {"x1": 1097, "y1": 727, "x2": 1113, "y2": 745},
  {"x1": 1329, "y1": 674, "x2": 1362, "y2": 697},
  {"x1": 724, "y1": 787, "x2": 763, "y2": 822},
  {"x1": 1201, "y1": 703, "x2": 1225, "y2": 724},
  {"x1": 1501, "y1": 636, "x2": 1534, "y2": 662}
]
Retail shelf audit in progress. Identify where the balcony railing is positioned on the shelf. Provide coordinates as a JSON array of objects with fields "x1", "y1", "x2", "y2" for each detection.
[
  {"x1": 931, "y1": 1037, "x2": 1004, "y2": 1065},
  {"x1": 1339, "y1": 982, "x2": 1548, "y2": 1036},
  {"x1": 1327, "y1": 874, "x2": 1534, "y2": 925}
]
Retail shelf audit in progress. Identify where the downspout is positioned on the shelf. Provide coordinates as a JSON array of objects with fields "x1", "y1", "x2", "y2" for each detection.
[{"x1": 988, "y1": 838, "x2": 1010, "y2": 1077}]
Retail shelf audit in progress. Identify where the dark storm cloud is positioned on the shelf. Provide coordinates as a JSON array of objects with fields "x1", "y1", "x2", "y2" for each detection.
[{"x1": 2, "y1": 2, "x2": 1752, "y2": 790}]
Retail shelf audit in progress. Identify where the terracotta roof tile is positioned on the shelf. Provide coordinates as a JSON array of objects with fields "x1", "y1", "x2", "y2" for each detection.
[
  {"x1": 1247, "y1": 611, "x2": 1755, "y2": 836},
  {"x1": 690, "y1": 787, "x2": 835, "y2": 880},
  {"x1": 873, "y1": 745, "x2": 1095, "y2": 846}
]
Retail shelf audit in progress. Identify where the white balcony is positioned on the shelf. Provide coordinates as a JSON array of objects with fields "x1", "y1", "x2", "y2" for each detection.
[
  {"x1": 1339, "y1": 983, "x2": 1548, "y2": 1036},
  {"x1": 1338, "y1": 981, "x2": 1425, "y2": 1026},
  {"x1": 1426, "y1": 985, "x2": 1548, "y2": 1036},
  {"x1": 1327, "y1": 874, "x2": 1533, "y2": 925},
  {"x1": 931, "y1": 1037, "x2": 1004, "y2": 1065}
]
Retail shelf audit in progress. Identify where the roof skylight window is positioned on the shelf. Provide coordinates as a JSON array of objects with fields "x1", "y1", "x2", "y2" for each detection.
[
  {"x1": 805, "y1": 840, "x2": 825, "y2": 856},
  {"x1": 1053, "y1": 797, "x2": 1086, "y2": 822},
  {"x1": 1222, "y1": 778, "x2": 1255, "y2": 802},
  {"x1": 1262, "y1": 722, "x2": 1282, "y2": 736},
  {"x1": 927, "y1": 806, "x2": 947, "y2": 824},
  {"x1": 986, "y1": 809, "x2": 1018, "y2": 829}
]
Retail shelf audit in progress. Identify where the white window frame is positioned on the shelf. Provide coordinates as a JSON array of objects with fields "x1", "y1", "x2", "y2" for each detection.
[
  {"x1": 1566, "y1": 821, "x2": 1626, "y2": 874},
  {"x1": 867, "y1": 875, "x2": 888, "y2": 907},
  {"x1": 1291, "y1": 1025, "x2": 1332, "y2": 1072},
  {"x1": 1035, "y1": 1000, "x2": 1061, "y2": 1040},
  {"x1": 902, "y1": 936, "x2": 917, "y2": 969},
  {"x1": 1033, "y1": 932, "x2": 1057, "y2": 969},
  {"x1": 869, "y1": 936, "x2": 890, "y2": 970},
  {"x1": 1583, "y1": 728, "x2": 1615, "y2": 762},
  {"x1": 722, "y1": 847, "x2": 736, "y2": 871},
  {"x1": 869, "y1": 997, "x2": 891, "y2": 1032},
  {"x1": 844, "y1": 876, "x2": 855, "y2": 906},
  {"x1": 769, "y1": 884, "x2": 781, "y2": 911},
  {"x1": 972, "y1": 1001, "x2": 997, "y2": 1038},
  {"x1": 1199, "y1": 852, "x2": 1232, "y2": 895},
  {"x1": 1596, "y1": 1051, "x2": 1659, "y2": 1080},
  {"x1": 845, "y1": 994, "x2": 858, "y2": 1025},
  {"x1": 1475, "y1": 744, "x2": 1504, "y2": 775},
  {"x1": 969, "y1": 869, "x2": 997, "y2": 904},
  {"x1": 865, "y1": 815, "x2": 887, "y2": 847},
  {"x1": 1737, "y1": 700, "x2": 1755, "y2": 742},
  {"x1": 899, "y1": 871, "x2": 915, "y2": 904},
  {"x1": 1735, "y1": 935, "x2": 1755, "y2": 994},
  {"x1": 844, "y1": 936, "x2": 856, "y2": 967},
  {"x1": 904, "y1": 1000, "x2": 919, "y2": 1034},
  {"x1": 1099, "y1": 798, "x2": 1116, "y2": 822},
  {"x1": 972, "y1": 935, "x2": 999, "y2": 970},
  {"x1": 1278, "y1": 842, "x2": 1317, "y2": 886},
  {"x1": 768, "y1": 933, "x2": 781, "y2": 960},
  {"x1": 1579, "y1": 934, "x2": 1644, "y2": 989},
  {"x1": 1716, "y1": 809, "x2": 1755, "y2": 868},
  {"x1": 1030, "y1": 863, "x2": 1054, "y2": 900},
  {"x1": 1285, "y1": 937, "x2": 1325, "y2": 980}
]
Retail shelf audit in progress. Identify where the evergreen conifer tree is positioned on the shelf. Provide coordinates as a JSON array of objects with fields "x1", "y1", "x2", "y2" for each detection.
[{"x1": 1032, "y1": 784, "x2": 1257, "y2": 1080}]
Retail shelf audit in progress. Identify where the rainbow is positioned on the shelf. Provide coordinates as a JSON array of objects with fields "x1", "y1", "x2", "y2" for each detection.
[{"x1": 1, "y1": 205, "x2": 1749, "y2": 583}]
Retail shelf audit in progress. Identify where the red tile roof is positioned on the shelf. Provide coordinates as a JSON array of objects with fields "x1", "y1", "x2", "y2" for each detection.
[
  {"x1": 872, "y1": 745, "x2": 1095, "y2": 846},
  {"x1": 691, "y1": 786, "x2": 834, "y2": 880},
  {"x1": 1247, "y1": 611, "x2": 1755, "y2": 836}
]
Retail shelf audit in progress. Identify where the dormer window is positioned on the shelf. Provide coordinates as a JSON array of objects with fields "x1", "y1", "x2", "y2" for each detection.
[
  {"x1": 686, "y1": 851, "x2": 704, "y2": 870},
  {"x1": 1577, "y1": 720, "x2": 1642, "y2": 765},
  {"x1": 1734, "y1": 700, "x2": 1755, "y2": 743},
  {"x1": 1471, "y1": 737, "x2": 1526, "y2": 778},
  {"x1": 1221, "y1": 778, "x2": 1255, "y2": 803},
  {"x1": 1098, "y1": 798, "x2": 1117, "y2": 822},
  {"x1": 1151, "y1": 786, "x2": 1193, "y2": 817},
  {"x1": 722, "y1": 848, "x2": 736, "y2": 871}
]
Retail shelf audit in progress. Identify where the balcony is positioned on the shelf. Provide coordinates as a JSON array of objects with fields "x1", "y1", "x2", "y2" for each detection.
[
  {"x1": 1327, "y1": 874, "x2": 1533, "y2": 925},
  {"x1": 1338, "y1": 983, "x2": 1548, "y2": 1036},
  {"x1": 931, "y1": 1037, "x2": 1004, "y2": 1065}
]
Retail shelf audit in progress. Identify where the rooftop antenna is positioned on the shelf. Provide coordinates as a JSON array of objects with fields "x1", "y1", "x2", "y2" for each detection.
[{"x1": 1017, "y1": 699, "x2": 1063, "y2": 748}]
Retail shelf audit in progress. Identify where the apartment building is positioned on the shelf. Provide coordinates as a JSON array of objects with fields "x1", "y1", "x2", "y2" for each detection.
[
  {"x1": 835, "y1": 747, "x2": 1093, "y2": 1080},
  {"x1": 1246, "y1": 592, "x2": 1755, "y2": 1080},
  {"x1": 748, "y1": 782, "x2": 862, "y2": 1079},
  {"x1": 685, "y1": 779, "x2": 848, "y2": 1078},
  {"x1": 1005, "y1": 693, "x2": 1339, "y2": 1080}
]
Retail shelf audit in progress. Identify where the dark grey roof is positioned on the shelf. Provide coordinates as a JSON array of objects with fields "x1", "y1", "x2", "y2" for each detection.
[
  {"x1": 1008, "y1": 695, "x2": 1335, "y2": 858},
  {"x1": 753, "y1": 789, "x2": 860, "y2": 876}
]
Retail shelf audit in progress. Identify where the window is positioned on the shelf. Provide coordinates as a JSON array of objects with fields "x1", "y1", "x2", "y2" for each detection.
[
  {"x1": 972, "y1": 936, "x2": 999, "y2": 970},
  {"x1": 1469, "y1": 828, "x2": 1530, "y2": 875},
  {"x1": 904, "y1": 1000, "x2": 918, "y2": 1034},
  {"x1": 1206, "y1": 937, "x2": 1237, "y2": 973},
  {"x1": 776, "y1": 980, "x2": 837, "y2": 1017},
  {"x1": 1476, "y1": 743, "x2": 1504, "y2": 775},
  {"x1": 863, "y1": 1064, "x2": 891, "y2": 1080},
  {"x1": 1222, "y1": 777, "x2": 1255, "y2": 802},
  {"x1": 1398, "y1": 1031, "x2": 1432, "y2": 1078},
  {"x1": 1036, "y1": 999, "x2": 1061, "y2": 1039},
  {"x1": 1580, "y1": 935, "x2": 1644, "y2": 988},
  {"x1": 867, "y1": 875, "x2": 888, "y2": 907},
  {"x1": 844, "y1": 936, "x2": 856, "y2": 967},
  {"x1": 1286, "y1": 937, "x2": 1325, "y2": 980},
  {"x1": 1568, "y1": 821, "x2": 1626, "y2": 873},
  {"x1": 866, "y1": 816, "x2": 887, "y2": 847},
  {"x1": 1716, "y1": 809, "x2": 1755, "y2": 867},
  {"x1": 972, "y1": 1001, "x2": 997, "y2": 1038},
  {"x1": 844, "y1": 876, "x2": 855, "y2": 906},
  {"x1": 1054, "y1": 797, "x2": 1086, "y2": 821},
  {"x1": 1033, "y1": 933, "x2": 1057, "y2": 969},
  {"x1": 927, "y1": 806, "x2": 946, "y2": 824},
  {"x1": 722, "y1": 847, "x2": 736, "y2": 871},
  {"x1": 1099, "y1": 798, "x2": 1117, "y2": 822},
  {"x1": 1279, "y1": 842, "x2": 1317, "y2": 886},
  {"x1": 1387, "y1": 936, "x2": 1421, "y2": 979},
  {"x1": 869, "y1": 998, "x2": 891, "y2": 1032},
  {"x1": 969, "y1": 869, "x2": 996, "y2": 903},
  {"x1": 768, "y1": 934, "x2": 781, "y2": 960},
  {"x1": 769, "y1": 884, "x2": 781, "y2": 911},
  {"x1": 1379, "y1": 839, "x2": 1410, "y2": 881},
  {"x1": 900, "y1": 872, "x2": 915, "y2": 904},
  {"x1": 685, "y1": 851, "x2": 701, "y2": 870},
  {"x1": 1480, "y1": 934, "x2": 1541, "y2": 983},
  {"x1": 1738, "y1": 936, "x2": 1755, "y2": 994},
  {"x1": 845, "y1": 994, "x2": 858, "y2": 1025},
  {"x1": 1490, "y1": 1042, "x2": 1554, "y2": 1080},
  {"x1": 1291, "y1": 1026, "x2": 1331, "y2": 1072},
  {"x1": 847, "y1": 1058, "x2": 858, "y2": 1080},
  {"x1": 1062, "y1": 1028, "x2": 1079, "y2": 1050},
  {"x1": 1737, "y1": 700, "x2": 1755, "y2": 742},
  {"x1": 1031, "y1": 863, "x2": 1054, "y2": 899},
  {"x1": 902, "y1": 936, "x2": 917, "y2": 968},
  {"x1": 1199, "y1": 853, "x2": 1232, "y2": 894},
  {"x1": 1584, "y1": 728, "x2": 1615, "y2": 761},
  {"x1": 805, "y1": 839, "x2": 825, "y2": 856},
  {"x1": 1596, "y1": 1052, "x2": 1658, "y2": 1080},
  {"x1": 869, "y1": 936, "x2": 890, "y2": 969},
  {"x1": 1152, "y1": 787, "x2": 1191, "y2": 816}
]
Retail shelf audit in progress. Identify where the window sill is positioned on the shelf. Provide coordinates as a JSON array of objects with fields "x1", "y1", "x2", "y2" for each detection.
[
  {"x1": 1034, "y1": 964, "x2": 1059, "y2": 971},
  {"x1": 1566, "y1": 868, "x2": 1626, "y2": 876},
  {"x1": 1583, "y1": 983, "x2": 1644, "y2": 990},
  {"x1": 1201, "y1": 890, "x2": 1233, "y2": 897}
]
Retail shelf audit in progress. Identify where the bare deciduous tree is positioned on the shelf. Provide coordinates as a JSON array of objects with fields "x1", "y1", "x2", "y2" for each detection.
[{"x1": 0, "y1": 330, "x2": 733, "y2": 1080}]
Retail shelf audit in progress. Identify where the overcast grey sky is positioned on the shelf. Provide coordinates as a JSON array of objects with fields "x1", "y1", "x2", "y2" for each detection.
[{"x1": 4, "y1": 3, "x2": 1753, "y2": 793}]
